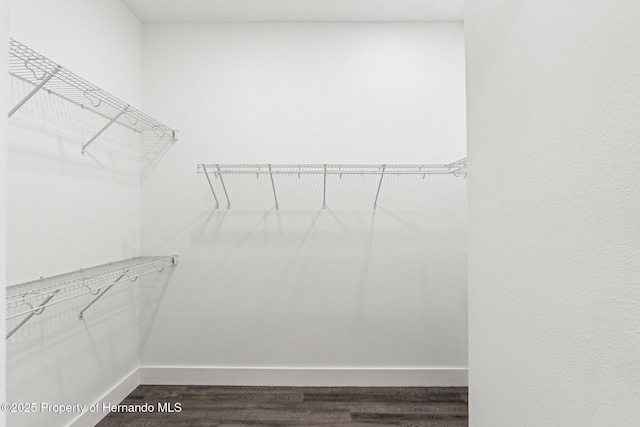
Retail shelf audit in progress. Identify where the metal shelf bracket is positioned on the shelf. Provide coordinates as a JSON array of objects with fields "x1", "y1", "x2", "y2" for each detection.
[
  {"x1": 204, "y1": 171, "x2": 220, "y2": 209},
  {"x1": 268, "y1": 165, "x2": 279, "y2": 210},
  {"x1": 78, "y1": 273, "x2": 126, "y2": 320},
  {"x1": 81, "y1": 105, "x2": 128, "y2": 154},
  {"x1": 6, "y1": 290, "x2": 60, "y2": 339},
  {"x1": 373, "y1": 165, "x2": 386, "y2": 210},
  {"x1": 8, "y1": 66, "x2": 60, "y2": 118},
  {"x1": 323, "y1": 164, "x2": 327, "y2": 209},
  {"x1": 448, "y1": 158, "x2": 467, "y2": 178},
  {"x1": 217, "y1": 164, "x2": 231, "y2": 208}
]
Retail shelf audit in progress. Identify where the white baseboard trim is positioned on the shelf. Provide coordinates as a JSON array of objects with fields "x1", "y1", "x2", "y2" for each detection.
[
  {"x1": 63, "y1": 366, "x2": 466, "y2": 427},
  {"x1": 139, "y1": 367, "x2": 468, "y2": 387},
  {"x1": 67, "y1": 368, "x2": 140, "y2": 427}
]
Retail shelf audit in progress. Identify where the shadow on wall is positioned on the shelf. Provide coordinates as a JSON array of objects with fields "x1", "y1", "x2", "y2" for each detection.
[
  {"x1": 139, "y1": 268, "x2": 176, "y2": 351},
  {"x1": 190, "y1": 175, "x2": 466, "y2": 337},
  {"x1": 9, "y1": 73, "x2": 176, "y2": 186},
  {"x1": 5, "y1": 280, "x2": 139, "y2": 426},
  {"x1": 141, "y1": 132, "x2": 175, "y2": 183},
  {"x1": 7, "y1": 73, "x2": 149, "y2": 283},
  {"x1": 6, "y1": 263, "x2": 176, "y2": 427},
  {"x1": 156, "y1": 172, "x2": 468, "y2": 367},
  {"x1": 193, "y1": 173, "x2": 467, "y2": 237}
]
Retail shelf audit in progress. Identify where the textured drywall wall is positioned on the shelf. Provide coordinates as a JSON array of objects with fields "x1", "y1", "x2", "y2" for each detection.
[{"x1": 466, "y1": 1, "x2": 640, "y2": 425}]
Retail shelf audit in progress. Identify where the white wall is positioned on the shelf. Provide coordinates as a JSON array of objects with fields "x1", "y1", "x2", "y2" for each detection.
[
  {"x1": 7, "y1": 0, "x2": 143, "y2": 425},
  {"x1": 140, "y1": 23, "x2": 467, "y2": 383},
  {"x1": 1, "y1": 0, "x2": 9, "y2": 423},
  {"x1": 8, "y1": 0, "x2": 143, "y2": 283},
  {"x1": 466, "y1": 1, "x2": 640, "y2": 426}
]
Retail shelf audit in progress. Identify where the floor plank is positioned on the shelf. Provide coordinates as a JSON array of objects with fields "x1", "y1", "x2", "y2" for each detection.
[{"x1": 98, "y1": 386, "x2": 468, "y2": 426}]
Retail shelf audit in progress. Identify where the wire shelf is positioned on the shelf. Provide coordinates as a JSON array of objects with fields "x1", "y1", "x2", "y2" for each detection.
[
  {"x1": 198, "y1": 161, "x2": 467, "y2": 176},
  {"x1": 8, "y1": 38, "x2": 177, "y2": 151},
  {"x1": 5, "y1": 255, "x2": 178, "y2": 338},
  {"x1": 197, "y1": 160, "x2": 466, "y2": 210}
]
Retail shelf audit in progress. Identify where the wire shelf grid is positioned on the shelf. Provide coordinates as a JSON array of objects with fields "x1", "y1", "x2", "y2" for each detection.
[
  {"x1": 6, "y1": 255, "x2": 177, "y2": 321},
  {"x1": 197, "y1": 161, "x2": 467, "y2": 176},
  {"x1": 8, "y1": 38, "x2": 177, "y2": 146},
  {"x1": 197, "y1": 160, "x2": 466, "y2": 210}
]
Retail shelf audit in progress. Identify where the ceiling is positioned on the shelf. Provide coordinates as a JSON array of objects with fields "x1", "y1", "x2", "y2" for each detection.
[{"x1": 120, "y1": 0, "x2": 464, "y2": 23}]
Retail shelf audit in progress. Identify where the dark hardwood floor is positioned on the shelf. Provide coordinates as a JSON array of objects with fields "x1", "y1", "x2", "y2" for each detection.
[{"x1": 97, "y1": 386, "x2": 468, "y2": 426}]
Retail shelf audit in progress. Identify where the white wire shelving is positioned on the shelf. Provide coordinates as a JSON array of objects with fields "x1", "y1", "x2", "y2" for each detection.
[
  {"x1": 8, "y1": 38, "x2": 178, "y2": 153},
  {"x1": 197, "y1": 159, "x2": 467, "y2": 210},
  {"x1": 5, "y1": 255, "x2": 178, "y2": 339}
]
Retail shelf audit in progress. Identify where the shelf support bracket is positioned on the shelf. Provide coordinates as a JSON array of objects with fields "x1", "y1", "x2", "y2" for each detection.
[
  {"x1": 268, "y1": 165, "x2": 279, "y2": 210},
  {"x1": 6, "y1": 290, "x2": 60, "y2": 339},
  {"x1": 82, "y1": 105, "x2": 128, "y2": 154},
  {"x1": 8, "y1": 66, "x2": 60, "y2": 118},
  {"x1": 79, "y1": 273, "x2": 126, "y2": 320},
  {"x1": 373, "y1": 165, "x2": 386, "y2": 210},
  {"x1": 217, "y1": 164, "x2": 231, "y2": 208},
  {"x1": 323, "y1": 164, "x2": 327, "y2": 209},
  {"x1": 447, "y1": 158, "x2": 467, "y2": 178},
  {"x1": 204, "y1": 171, "x2": 220, "y2": 209}
]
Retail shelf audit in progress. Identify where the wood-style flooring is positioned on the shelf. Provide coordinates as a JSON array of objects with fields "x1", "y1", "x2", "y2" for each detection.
[{"x1": 97, "y1": 385, "x2": 468, "y2": 426}]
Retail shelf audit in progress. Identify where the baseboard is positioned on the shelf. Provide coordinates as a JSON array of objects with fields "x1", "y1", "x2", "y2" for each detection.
[
  {"x1": 139, "y1": 366, "x2": 468, "y2": 387},
  {"x1": 62, "y1": 366, "x2": 466, "y2": 427},
  {"x1": 67, "y1": 368, "x2": 140, "y2": 427}
]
